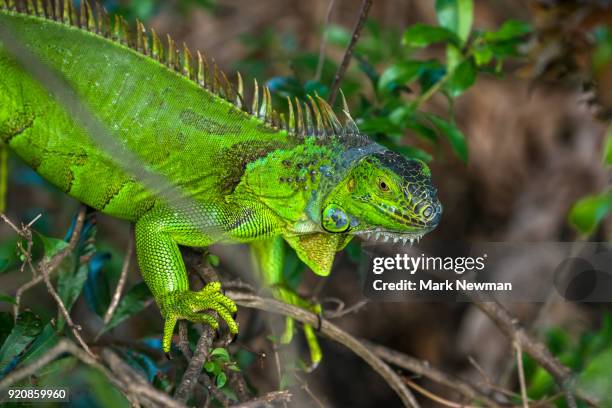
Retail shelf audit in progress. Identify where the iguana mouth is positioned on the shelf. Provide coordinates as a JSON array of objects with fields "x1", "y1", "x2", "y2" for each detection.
[{"x1": 354, "y1": 228, "x2": 430, "y2": 245}]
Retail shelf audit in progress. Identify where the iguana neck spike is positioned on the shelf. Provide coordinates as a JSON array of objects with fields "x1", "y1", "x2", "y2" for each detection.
[
  {"x1": 219, "y1": 70, "x2": 233, "y2": 101},
  {"x1": 340, "y1": 90, "x2": 359, "y2": 134},
  {"x1": 251, "y1": 78, "x2": 259, "y2": 115},
  {"x1": 307, "y1": 95, "x2": 323, "y2": 136},
  {"x1": 295, "y1": 97, "x2": 304, "y2": 136},
  {"x1": 286, "y1": 97, "x2": 295, "y2": 134},
  {"x1": 235, "y1": 71, "x2": 244, "y2": 108},
  {"x1": 166, "y1": 34, "x2": 176, "y2": 68},
  {"x1": 182, "y1": 43, "x2": 193, "y2": 78}
]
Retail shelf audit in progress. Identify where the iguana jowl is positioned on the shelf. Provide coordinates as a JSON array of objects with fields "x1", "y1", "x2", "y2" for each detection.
[{"x1": 0, "y1": 0, "x2": 442, "y2": 365}]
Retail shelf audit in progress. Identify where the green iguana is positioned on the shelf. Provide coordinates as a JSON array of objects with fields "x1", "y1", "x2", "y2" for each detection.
[{"x1": 0, "y1": 0, "x2": 442, "y2": 366}]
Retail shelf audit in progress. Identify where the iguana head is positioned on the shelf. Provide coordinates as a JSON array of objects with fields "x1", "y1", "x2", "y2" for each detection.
[{"x1": 321, "y1": 150, "x2": 442, "y2": 244}]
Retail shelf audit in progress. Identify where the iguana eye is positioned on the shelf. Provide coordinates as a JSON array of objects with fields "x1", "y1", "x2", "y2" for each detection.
[{"x1": 378, "y1": 179, "x2": 390, "y2": 192}]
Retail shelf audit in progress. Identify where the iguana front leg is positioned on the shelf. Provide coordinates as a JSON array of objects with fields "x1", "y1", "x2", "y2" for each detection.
[
  {"x1": 135, "y1": 205, "x2": 238, "y2": 353},
  {"x1": 250, "y1": 237, "x2": 322, "y2": 369}
]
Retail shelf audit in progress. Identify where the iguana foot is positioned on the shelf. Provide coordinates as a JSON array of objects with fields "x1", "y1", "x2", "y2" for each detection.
[
  {"x1": 159, "y1": 282, "x2": 238, "y2": 353},
  {"x1": 274, "y1": 286, "x2": 322, "y2": 370}
]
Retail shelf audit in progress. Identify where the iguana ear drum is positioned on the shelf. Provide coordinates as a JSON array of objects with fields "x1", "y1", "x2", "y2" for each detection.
[{"x1": 322, "y1": 204, "x2": 350, "y2": 233}]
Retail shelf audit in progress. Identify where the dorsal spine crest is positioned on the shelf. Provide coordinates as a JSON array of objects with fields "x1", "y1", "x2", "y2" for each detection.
[{"x1": 1, "y1": 0, "x2": 364, "y2": 141}]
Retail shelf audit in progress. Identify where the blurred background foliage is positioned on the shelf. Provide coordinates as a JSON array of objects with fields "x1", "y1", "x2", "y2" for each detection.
[{"x1": 1, "y1": 0, "x2": 612, "y2": 407}]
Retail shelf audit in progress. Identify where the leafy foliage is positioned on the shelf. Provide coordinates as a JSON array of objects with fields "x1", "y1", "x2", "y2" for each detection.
[
  {"x1": 568, "y1": 124, "x2": 612, "y2": 236},
  {"x1": 525, "y1": 314, "x2": 612, "y2": 406}
]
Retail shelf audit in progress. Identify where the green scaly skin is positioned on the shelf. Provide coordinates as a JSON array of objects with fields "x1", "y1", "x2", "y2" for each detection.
[{"x1": 0, "y1": 1, "x2": 442, "y2": 365}]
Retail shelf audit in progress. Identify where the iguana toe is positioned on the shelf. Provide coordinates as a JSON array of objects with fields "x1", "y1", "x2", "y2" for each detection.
[{"x1": 159, "y1": 283, "x2": 239, "y2": 352}]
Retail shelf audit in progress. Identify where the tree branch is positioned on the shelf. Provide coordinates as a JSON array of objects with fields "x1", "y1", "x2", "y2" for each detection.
[
  {"x1": 174, "y1": 260, "x2": 221, "y2": 403},
  {"x1": 232, "y1": 390, "x2": 292, "y2": 408},
  {"x1": 327, "y1": 0, "x2": 373, "y2": 105},
  {"x1": 472, "y1": 300, "x2": 577, "y2": 408},
  {"x1": 103, "y1": 230, "x2": 134, "y2": 324},
  {"x1": 363, "y1": 340, "x2": 505, "y2": 408},
  {"x1": 226, "y1": 290, "x2": 420, "y2": 408}
]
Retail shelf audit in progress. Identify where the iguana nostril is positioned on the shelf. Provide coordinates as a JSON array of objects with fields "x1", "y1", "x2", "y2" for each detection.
[{"x1": 423, "y1": 206, "x2": 433, "y2": 218}]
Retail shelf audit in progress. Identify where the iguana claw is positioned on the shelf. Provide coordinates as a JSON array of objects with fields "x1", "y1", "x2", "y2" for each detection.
[{"x1": 159, "y1": 282, "x2": 238, "y2": 353}]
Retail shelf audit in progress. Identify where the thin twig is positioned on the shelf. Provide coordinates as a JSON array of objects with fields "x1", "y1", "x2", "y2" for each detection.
[
  {"x1": 103, "y1": 231, "x2": 134, "y2": 324},
  {"x1": 229, "y1": 370, "x2": 251, "y2": 402},
  {"x1": 323, "y1": 298, "x2": 368, "y2": 319},
  {"x1": 327, "y1": 0, "x2": 373, "y2": 105},
  {"x1": 403, "y1": 377, "x2": 479, "y2": 408},
  {"x1": 232, "y1": 390, "x2": 292, "y2": 408},
  {"x1": 174, "y1": 260, "x2": 220, "y2": 403},
  {"x1": 226, "y1": 291, "x2": 420, "y2": 408},
  {"x1": 3, "y1": 208, "x2": 94, "y2": 358},
  {"x1": 199, "y1": 374, "x2": 231, "y2": 407},
  {"x1": 178, "y1": 320, "x2": 193, "y2": 360},
  {"x1": 468, "y1": 355, "x2": 517, "y2": 400},
  {"x1": 39, "y1": 206, "x2": 94, "y2": 358},
  {"x1": 294, "y1": 373, "x2": 325, "y2": 408},
  {"x1": 364, "y1": 340, "x2": 504, "y2": 408},
  {"x1": 515, "y1": 341, "x2": 530, "y2": 408},
  {"x1": 472, "y1": 300, "x2": 577, "y2": 408},
  {"x1": 0, "y1": 339, "x2": 153, "y2": 408},
  {"x1": 0, "y1": 213, "x2": 20, "y2": 232},
  {"x1": 314, "y1": 0, "x2": 335, "y2": 82},
  {"x1": 101, "y1": 348, "x2": 187, "y2": 408}
]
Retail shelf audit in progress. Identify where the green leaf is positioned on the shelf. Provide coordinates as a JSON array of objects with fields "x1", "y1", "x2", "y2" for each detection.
[
  {"x1": 435, "y1": 0, "x2": 473, "y2": 43},
  {"x1": 204, "y1": 361, "x2": 216, "y2": 373},
  {"x1": 0, "y1": 312, "x2": 14, "y2": 347},
  {"x1": 216, "y1": 372, "x2": 227, "y2": 388},
  {"x1": 569, "y1": 193, "x2": 612, "y2": 235},
  {"x1": 0, "y1": 294, "x2": 16, "y2": 305},
  {"x1": 0, "y1": 311, "x2": 43, "y2": 371},
  {"x1": 57, "y1": 262, "x2": 89, "y2": 331},
  {"x1": 210, "y1": 347, "x2": 230, "y2": 362},
  {"x1": 0, "y1": 258, "x2": 8, "y2": 273},
  {"x1": 473, "y1": 45, "x2": 494, "y2": 66},
  {"x1": 402, "y1": 24, "x2": 460, "y2": 48},
  {"x1": 483, "y1": 20, "x2": 531, "y2": 42},
  {"x1": 379, "y1": 61, "x2": 422, "y2": 93},
  {"x1": 578, "y1": 347, "x2": 612, "y2": 406},
  {"x1": 427, "y1": 114, "x2": 469, "y2": 163},
  {"x1": 19, "y1": 323, "x2": 59, "y2": 366},
  {"x1": 445, "y1": 57, "x2": 476, "y2": 97},
  {"x1": 604, "y1": 126, "x2": 612, "y2": 165},
  {"x1": 35, "y1": 232, "x2": 68, "y2": 259},
  {"x1": 325, "y1": 24, "x2": 351, "y2": 48},
  {"x1": 207, "y1": 253, "x2": 220, "y2": 267},
  {"x1": 100, "y1": 282, "x2": 152, "y2": 334},
  {"x1": 445, "y1": 43, "x2": 462, "y2": 72}
]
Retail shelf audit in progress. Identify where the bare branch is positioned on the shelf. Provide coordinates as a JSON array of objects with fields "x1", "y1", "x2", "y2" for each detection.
[
  {"x1": 403, "y1": 377, "x2": 479, "y2": 408},
  {"x1": 199, "y1": 374, "x2": 231, "y2": 407},
  {"x1": 472, "y1": 300, "x2": 577, "y2": 408},
  {"x1": 0, "y1": 339, "x2": 95, "y2": 390},
  {"x1": 327, "y1": 0, "x2": 373, "y2": 105},
  {"x1": 515, "y1": 341, "x2": 530, "y2": 408},
  {"x1": 103, "y1": 230, "x2": 134, "y2": 324},
  {"x1": 101, "y1": 348, "x2": 187, "y2": 408},
  {"x1": 314, "y1": 0, "x2": 336, "y2": 82},
  {"x1": 364, "y1": 340, "x2": 504, "y2": 408},
  {"x1": 38, "y1": 206, "x2": 94, "y2": 357},
  {"x1": 232, "y1": 390, "x2": 292, "y2": 408},
  {"x1": 175, "y1": 259, "x2": 220, "y2": 403},
  {"x1": 226, "y1": 291, "x2": 420, "y2": 408}
]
